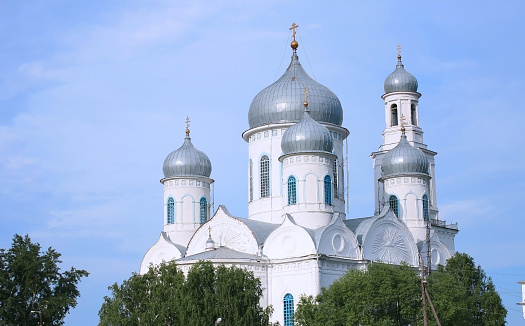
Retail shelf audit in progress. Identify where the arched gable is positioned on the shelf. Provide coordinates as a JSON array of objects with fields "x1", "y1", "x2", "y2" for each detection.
[
  {"x1": 418, "y1": 233, "x2": 453, "y2": 269},
  {"x1": 140, "y1": 232, "x2": 184, "y2": 274},
  {"x1": 263, "y1": 214, "x2": 317, "y2": 259},
  {"x1": 361, "y1": 208, "x2": 419, "y2": 266},
  {"x1": 316, "y1": 213, "x2": 360, "y2": 258},
  {"x1": 186, "y1": 205, "x2": 259, "y2": 256}
]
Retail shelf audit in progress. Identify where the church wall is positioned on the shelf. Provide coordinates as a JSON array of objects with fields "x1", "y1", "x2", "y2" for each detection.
[{"x1": 161, "y1": 176, "x2": 213, "y2": 247}]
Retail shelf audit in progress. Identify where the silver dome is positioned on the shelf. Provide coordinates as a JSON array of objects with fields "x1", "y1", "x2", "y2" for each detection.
[
  {"x1": 281, "y1": 109, "x2": 333, "y2": 155},
  {"x1": 384, "y1": 56, "x2": 418, "y2": 94},
  {"x1": 163, "y1": 134, "x2": 212, "y2": 178},
  {"x1": 248, "y1": 52, "x2": 343, "y2": 129},
  {"x1": 381, "y1": 133, "x2": 429, "y2": 177}
]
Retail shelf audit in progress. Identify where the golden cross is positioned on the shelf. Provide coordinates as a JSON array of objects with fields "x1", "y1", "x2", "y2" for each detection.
[
  {"x1": 303, "y1": 87, "x2": 308, "y2": 102},
  {"x1": 289, "y1": 22, "x2": 299, "y2": 41},
  {"x1": 397, "y1": 44, "x2": 402, "y2": 57},
  {"x1": 400, "y1": 114, "x2": 406, "y2": 126},
  {"x1": 208, "y1": 226, "x2": 212, "y2": 238},
  {"x1": 186, "y1": 116, "x2": 190, "y2": 130}
]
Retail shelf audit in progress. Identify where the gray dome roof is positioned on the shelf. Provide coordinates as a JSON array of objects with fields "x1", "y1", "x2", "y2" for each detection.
[
  {"x1": 384, "y1": 56, "x2": 418, "y2": 94},
  {"x1": 163, "y1": 134, "x2": 212, "y2": 178},
  {"x1": 248, "y1": 52, "x2": 343, "y2": 129},
  {"x1": 281, "y1": 109, "x2": 333, "y2": 155},
  {"x1": 381, "y1": 133, "x2": 429, "y2": 177}
]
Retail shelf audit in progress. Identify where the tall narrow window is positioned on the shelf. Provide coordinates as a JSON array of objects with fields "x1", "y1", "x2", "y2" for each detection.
[
  {"x1": 389, "y1": 195, "x2": 399, "y2": 217},
  {"x1": 249, "y1": 159, "x2": 253, "y2": 202},
  {"x1": 260, "y1": 156, "x2": 270, "y2": 198},
  {"x1": 411, "y1": 103, "x2": 417, "y2": 126},
  {"x1": 422, "y1": 194, "x2": 429, "y2": 221},
  {"x1": 333, "y1": 159, "x2": 338, "y2": 198},
  {"x1": 287, "y1": 176, "x2": 297, "y2": 205},
  {"x1": 391, "y1": 104, "x2": 398, "y2": 126},
  {"x1": 283, "y1": 293, "x2": 294, "y2": 326},
  {"x1": 167, "y1": 197, "x2": 175, "y2": 224},
  {"x1": 324, "y1": 175, "x2": 332, "y2": 205},
  {"x1": 199, "y1": 197, "x2": 207, "y2": 224}
]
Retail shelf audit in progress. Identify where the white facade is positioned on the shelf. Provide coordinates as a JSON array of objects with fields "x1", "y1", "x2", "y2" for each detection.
[{"x1": 140, "y1": 43, "x2": 459, "y2": 325}]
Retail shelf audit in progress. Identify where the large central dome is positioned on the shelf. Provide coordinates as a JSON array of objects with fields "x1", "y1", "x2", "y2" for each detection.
[{"x1": 248, "y1": 51, "x2": 343, "y2": 129}]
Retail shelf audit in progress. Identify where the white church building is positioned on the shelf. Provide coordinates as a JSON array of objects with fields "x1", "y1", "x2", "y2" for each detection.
[{"x1": 140, "y1": 31, "x2": 459, "y2": 325}]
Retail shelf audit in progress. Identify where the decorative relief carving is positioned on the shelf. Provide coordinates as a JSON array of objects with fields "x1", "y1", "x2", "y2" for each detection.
[{"x1": 371, "y1": 228, "x2": 409, "y2": 263}]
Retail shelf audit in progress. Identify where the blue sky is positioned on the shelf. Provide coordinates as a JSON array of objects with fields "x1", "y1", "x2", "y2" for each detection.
[{"x1": 1, "y1": 1, "x2": 524, "y2": 324}]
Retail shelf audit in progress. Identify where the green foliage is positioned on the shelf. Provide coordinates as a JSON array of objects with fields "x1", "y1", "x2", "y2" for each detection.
[
  {"x1": 296, "y1": 263, "x2": 420, "y2": 326},
  {"x1": 99, "y1": 261, "x2": 272, "y2": 326},
  {"x1": 296, "y1": 253, "x2": 507, "y2": 326},
  {"x1": 0, "y1": 234, "x2": 89, "y2": 326},
  {"x1": 427, "y1": 253, "x2": 507, "y2": 326}
]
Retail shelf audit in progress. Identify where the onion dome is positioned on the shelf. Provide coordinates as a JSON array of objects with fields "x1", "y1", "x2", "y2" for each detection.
[
  {"x1": 381, "y1": 132, "x2": 429, "y2": 177},
  {"x1": 384, "y1": 55, "x2": 418, "y2": 94},
  {"x1": 248, "y1": 45, "x2": 343, "y2": 129},
  {"x1": 163, "y1": 130, "x2": 212, "y2": 178},
  {"x1": 281, "y1": 105, "x2": 333, "y2": 155}
]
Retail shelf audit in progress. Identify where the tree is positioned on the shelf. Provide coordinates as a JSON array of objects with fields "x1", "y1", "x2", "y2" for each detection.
[
  {"x1": 0, "y1": 234, "x2": 89, "y2": 326},
  {"x1": 99, "y1": 261, "x2": 272, "y2": 326},
  {"x1": 427, "y1": 253, "x2": 507, "y2": 326},
  {"x1": 295, "y1": 253, "x2": 507, "y2": 326},
  {"x1": 295, "y1": 263, "x2": 421, "y2": 326}
]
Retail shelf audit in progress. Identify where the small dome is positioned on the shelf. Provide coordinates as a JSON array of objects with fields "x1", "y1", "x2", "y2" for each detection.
[
  {"x1": 381, "y1": 133, "x2": 429, "y2": 177},
  {"x1": 248, "y1": 52, "x2": 343, "y2": 129},
  {"x1": 163, "y1": 134, "x2": 212, "y2": 178},
  {"x1": 384, "y1": 56, "x2": 418, "y2": 94},
  {"x1": 281, "y1": 109, "x2": 333, "y2": 155}
]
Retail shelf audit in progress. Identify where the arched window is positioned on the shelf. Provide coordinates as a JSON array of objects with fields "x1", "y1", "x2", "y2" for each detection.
[
  {"x1": 287, "y1": 176, "x2": 296, "y2": 205},
  {"x1": 283, "y1": 293, "x2": 294, "y2": 326},
  {"x1": 249, "y1": 159, "x2": 253, "y2": 202},
  {"x1": 389, "y1": 195, "x2": 399, "y2": 217},
  {"x1": 422, "y1": 194, "x2": 429, "y2": 221},
  {"x1": 260, "y1": 156, "x2": 270, "y2": 198},
  {"x1": 391, "y1": 104, "x2": 398, "y2": 126},
  {"x1": 411, "y1": 103, "x2": 417, "y2": 126},
  {"x1": 324, "y1": 175, "x2": 332, "y2": 205},
  {"x1": 167, "y1": 197, "x2": 175, "y2": 224},
  {"x1": 333, "y1": 159, "x2": 338, "y2": 198},
  {"x1": 199, "y1": 197, "x2": 207, "y2": 224}
]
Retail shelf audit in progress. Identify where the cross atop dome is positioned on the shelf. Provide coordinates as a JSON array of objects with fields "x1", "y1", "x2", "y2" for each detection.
[
  {"x1": 290, "y1": 22, "x2": 299, "y2": 50},
  {"x1": 185, "y1": 116, "x2": 191, "y2": 136}
]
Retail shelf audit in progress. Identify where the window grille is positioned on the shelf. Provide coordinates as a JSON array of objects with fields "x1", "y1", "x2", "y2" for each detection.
[
  {"x1": 324, "y1": 175, "x2": 332, "y2": 205},
  {"x1": 333, "y1": 159, "x2": 338, "y2": 198},
  {"x1": 199, "y1": 197, "x2": 207, "y2": 224},
  {"x1": 167, "y1": 197, "x2": 174, "y2": 224},
  {"x1": 260, "y1": 156, "x2": 270, "y2": 198},
  {"x1": 287, "y1": 176, "x2": 296, "y2": 205},
  {"x1": 422, "y1": 194, "x2": 429, "y2": 221},
  {"x1": 389, "y1": 195, "x2": 399, "y2": 217},
  {"x1": 249, "y1": 160, "x2": 253, "y2": 202},
  {"x1": 283, "y1": 293, "x2": 294, "y2": 326}
]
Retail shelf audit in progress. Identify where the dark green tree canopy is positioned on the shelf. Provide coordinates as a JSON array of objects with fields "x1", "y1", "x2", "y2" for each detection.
[
  {"x1": 295, "y1": 253, "x2": 506, "y2": 326},
  {"x1": 99, "y1": 261, "x2": 272, "y2": 326},
  {"x1": 0, "y1": 234, "x2": 89, "y2": 326}
]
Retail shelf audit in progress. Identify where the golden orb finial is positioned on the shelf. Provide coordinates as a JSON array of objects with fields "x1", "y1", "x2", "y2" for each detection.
[
  {"x1": 185, "y1": 116, "x2": 191, "y2": 136},
  {"x1": 303, "y1": 87, "x2": 309, "y2": 108},
  {"x1": 289, "y1": 22, "x2": 299, "y2": 50}
]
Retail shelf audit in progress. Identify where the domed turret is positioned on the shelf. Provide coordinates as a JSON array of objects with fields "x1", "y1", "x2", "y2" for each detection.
[
  {"x1": 381, "y1": 132, "x2": 428, "y2": 177},
  {"x1": 248, "y1": 44, "x2": 343, "y2": 129},
  {"x1": 384, "y1": 55, "x2": 418, "y2": 94},
  {"x1": 281, "y1": 107, "x2": 333, "y2": 155},
  {"x1": 163, "y1": 130, "x2": 212, "y2": 178}
]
